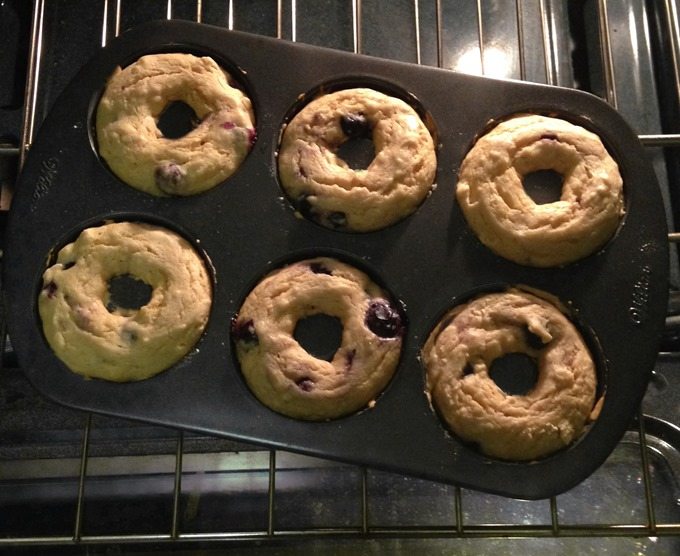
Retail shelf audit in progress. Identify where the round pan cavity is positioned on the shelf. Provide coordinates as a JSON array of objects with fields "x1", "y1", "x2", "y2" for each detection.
[
  {"x1": 276, "y1": 79, "x2": 438, "y2": 232},
  {"x1": 37, "y1": 217, "x2": 213, "y2": 382},
  {"x1": 230, "y1": 252, "x2": 406, "y2": 421},
  {"x1": 93, "y1": 50, "x2": 257, "y2": 197},
  {"x1": 2, "y1": 19, "x2": 668, "y2": 500},
  {"x1": 421, "y1": 285, "x2": 606, "y2": 462},
  {"x1": 456, "y1": 111, "x2": 627, "y2": 268}
]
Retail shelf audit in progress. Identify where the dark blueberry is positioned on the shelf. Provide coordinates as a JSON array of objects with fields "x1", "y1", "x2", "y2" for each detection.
[
  {"x1": 365, "y1": 300, "x2": 403, "y2": 339},
  {"x1": 154, "y1": 162, "x2": 186, "y2": 195},
  {"x1": 296, "y1": 377, "x2": 314, "y2": 392},
  {"x1": 309, "y1": 262, "x2": 332, "y2": 275},
  {"x1": 43, "y1": 281, "x2": 58, "y2": 298},
  {"x1": 328, "y1": 211, "x2": 347, "y2": 229},
  {"x1": 295, "y1": 193, "x2": 316, "y2": 219},
  {"x1": 232, "y1": 318, "x2": 258, "y2": 345},
  {"x1": 462, "y1": 363, "x2": 474, "y2": 376},
  {"x1": 540, "y1": 133, "x2": 558, "y2": 141},
  {"x1": 524, "y1": 327, "x2": 546, "y2": 350},
  {"x1": 246, "y1": 128, "x2": 257, "y2": 147},
  {"x1": 340, "y1": 113, "x2": 371, "y2": 138},
  {"x1": 345, "y1": 349, "x2": 356, "y2": 372}
]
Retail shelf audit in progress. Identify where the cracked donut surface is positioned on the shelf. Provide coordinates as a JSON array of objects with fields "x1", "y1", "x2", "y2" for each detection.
[
  {"x1": 277, "y1": 88, "x2": 437, "y2": 232},
  {"x1": 422, "y1": 289, "x2": 598, "y2": 461},
  {"x1": 232, "y1": 257, "x2": 404, "y2": 420},
  {"x1": 96, "y1": 53, "x2": 255, "y2": 196},
  {"x1": 456, "y1": 114, "x2": 624, "y2": 267},
  {"x1": 39, "y1": 221, "x2": 212, "y2": 382}
]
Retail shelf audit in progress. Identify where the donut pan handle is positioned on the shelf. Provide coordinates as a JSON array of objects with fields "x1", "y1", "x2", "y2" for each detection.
[{"x1": 1, "y1": 20, "x2": 669, "y2": 500}]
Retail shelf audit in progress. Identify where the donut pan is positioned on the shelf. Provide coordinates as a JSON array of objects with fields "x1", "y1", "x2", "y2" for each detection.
[{"x1": 2, "y1": 20, "x2": 669, "y2": 499}]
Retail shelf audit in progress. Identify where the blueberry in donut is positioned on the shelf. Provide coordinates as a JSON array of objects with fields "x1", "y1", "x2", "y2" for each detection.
[
  {"x1": 233, "y1": 257, "x2": 403, "y2": 420},
  {"x1": 96, "y1": 53, "x2": 255, "y2": 196},
  {"x1": 456, "y1": 114, "x2": 624, "y2": 267},
  {"x1": 278, "y1": 88, "x2": 437, "y2": 232},
  {"x1": 422, "y1": 289, "x2": 598, "y2": 460},
  {"x1": 39, "y1": 221, "x2": 212, "y2": 381}
]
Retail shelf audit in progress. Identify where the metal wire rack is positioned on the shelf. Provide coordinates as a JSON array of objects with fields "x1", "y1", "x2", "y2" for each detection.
[{"x1": 2, "y1": 0, "x2": 680, "y2": 552}]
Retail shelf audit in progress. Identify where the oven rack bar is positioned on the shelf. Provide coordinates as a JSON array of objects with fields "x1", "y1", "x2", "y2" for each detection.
[
  {"x1": 2, "y1": 0, "x2": 680, "y2": 548},
  {"x1": 4, "y1": 410, "x2": 678, "y2": 549}
]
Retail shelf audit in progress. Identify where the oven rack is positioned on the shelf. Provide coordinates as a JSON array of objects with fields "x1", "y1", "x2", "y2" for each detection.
[
  {"x1": 1, "y1": 0, "x2": 680, "y2": 551},
  {"x1": 1, "y1": 412, "x2": 680, "y2": 547}
]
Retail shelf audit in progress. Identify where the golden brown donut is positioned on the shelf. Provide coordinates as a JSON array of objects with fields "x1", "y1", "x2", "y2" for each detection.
[
  {"x1": 96, "y1": 53, "x2": 255, "y2": 196},
  {"x1": 422, "y1": 289, "x2": 598, "y2": 460},
  {"x1": 456, "y1": 114, "x2": 624, "y2": 267},
  {"x1": 39, "y1": 221, "x2": 212, "y2": 381},
  {"x1": 232, "y1": 257, "x2": 404, "y2": 420},
  {"x1": 277, "y1": 88, "x2": 437, "y2": 231}
]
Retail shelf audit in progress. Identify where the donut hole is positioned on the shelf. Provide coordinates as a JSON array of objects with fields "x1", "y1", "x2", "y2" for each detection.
[
  {"x1": 337, "y1": 135, "x2": 376, "y2": 170},
  {"x1": 293, "y1": 314, "x2": 343, "y2": 361},
  {"x1": 157, "y1": 100, "x2": 201, "y2": 139},
  {"x1": 106, "y1": 274, "x2": 153, "y2": 314},
  {"x1": 488, "y1": 352, "x2": 539, "y2": 396},
  {"x1": 277, "y1": 81, "x2": 437, "y2": 232},
  {"x1": 336, "y1": 114, "x2": 375, "y2": 170},
  {"x1": 91, "y1": 51, "x2": 257, "y2": 197},
  {"x1": 522, "y1": 169, "x2": 564, "y2": 204}
]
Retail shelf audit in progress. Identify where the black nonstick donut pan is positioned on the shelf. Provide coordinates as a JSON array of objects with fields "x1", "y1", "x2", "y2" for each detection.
[{"x1": 3, "y1": 20, "x2": 669, "y2": 499}]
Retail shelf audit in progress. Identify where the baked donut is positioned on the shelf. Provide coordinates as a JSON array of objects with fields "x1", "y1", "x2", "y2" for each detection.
[
  {"x1": 456, "y1": 114, "x2": 624, "y2": 267},
  {"x1": 96, "y1": 53, "x2": 255, "y2": 196},
  {"x1": 422, "y1": 289, "x2": 597, "y2": 461},
  {"x1": 232, "y1": 257, "x2": 404, "y2": 420},
  {"x1": 277, "y1": 88, "x2": 437, "y2": 232},
  {"x1": 38, "y1": 221, "x2": 212, "y2": 382}
]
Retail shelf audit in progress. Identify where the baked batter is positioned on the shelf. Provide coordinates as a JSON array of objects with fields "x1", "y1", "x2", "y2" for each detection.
[
  {"x1": 232, "y1": 257, "x2": 404, "y2": 420},
  {"x1": 456, "y1": 114, "x2": 624, "y2": 267},
  {"x1": 277, "y1": 88, "x2": 437, "y2": 231},
  {"x1": 39, "y1": 221, "x2": 212, "y2": 381},
  {"x1": 422, "y1": 289, "x2": 598, "y2": 460},
  {"x1": 96, "y1": 53, "x2": 255, "y2": 196}
]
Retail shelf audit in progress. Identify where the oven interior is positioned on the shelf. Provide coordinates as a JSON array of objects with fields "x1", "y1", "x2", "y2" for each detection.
[{"x1": 2, "y1": 0, "x2": 680, "y2": 553}]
